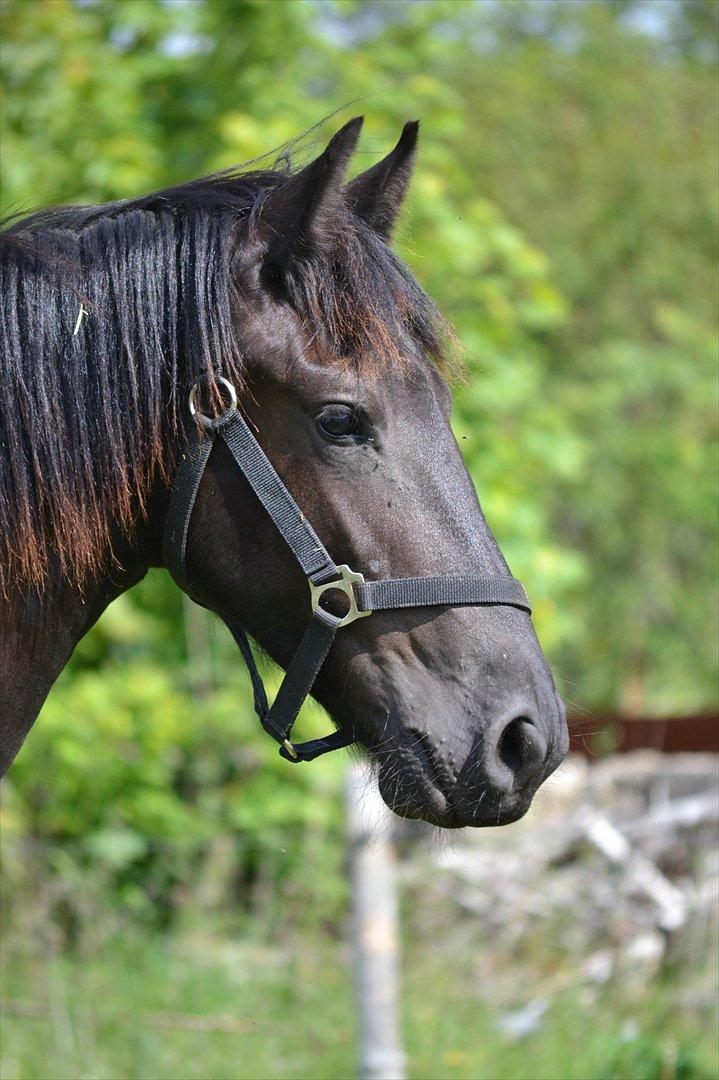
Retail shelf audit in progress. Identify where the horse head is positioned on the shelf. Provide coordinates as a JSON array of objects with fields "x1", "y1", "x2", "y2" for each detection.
[{"x1": 181, "y1": 118, "x2": 568, "y2": 826}]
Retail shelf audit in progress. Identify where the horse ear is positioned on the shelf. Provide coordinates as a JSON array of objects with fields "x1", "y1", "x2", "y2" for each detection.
[
  {"x1": 260, "y1": 116, "x2": 364, "y2": 274},
  {"x1": 346, "y1": 120, "x2": 419, "y2": 240}
]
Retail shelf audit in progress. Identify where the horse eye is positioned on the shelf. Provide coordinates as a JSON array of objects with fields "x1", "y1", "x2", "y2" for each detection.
[{"x1": 316, "y1": 404, "x2": 361, "y2": 441}]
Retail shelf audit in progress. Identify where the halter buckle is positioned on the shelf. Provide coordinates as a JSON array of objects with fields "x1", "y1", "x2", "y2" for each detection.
[
  {"x1": 309, "y1": 565, "x2": 372, "y2": 628},
  {"x1": 282, "y1": 738, "x2": 299, "y2": 761}
]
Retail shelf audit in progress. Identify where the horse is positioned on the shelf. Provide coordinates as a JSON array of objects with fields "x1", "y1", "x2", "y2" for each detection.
[{"x1": 0, "y1": 117, "x2": 568, "y2": 827}]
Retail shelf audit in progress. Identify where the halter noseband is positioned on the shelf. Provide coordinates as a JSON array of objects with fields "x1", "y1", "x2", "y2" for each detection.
[{"x1": 163, "y1": 378, "x2": 531, "y2": 763}]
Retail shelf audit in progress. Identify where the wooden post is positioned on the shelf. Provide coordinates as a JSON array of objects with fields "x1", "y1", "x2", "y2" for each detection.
[{"x1": 346, "y1": 762, "x2": 406, "y2": 1080}]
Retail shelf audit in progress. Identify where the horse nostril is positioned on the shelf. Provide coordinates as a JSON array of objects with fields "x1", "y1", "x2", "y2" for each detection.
[{"x1": 494, "y1": 716, "x2": 546, "y2": 784}]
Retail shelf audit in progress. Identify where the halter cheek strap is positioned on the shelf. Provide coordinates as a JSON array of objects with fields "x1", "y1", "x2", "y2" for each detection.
[{"x1": 163, "y1": 380, "x2": 531, "y2": 764}]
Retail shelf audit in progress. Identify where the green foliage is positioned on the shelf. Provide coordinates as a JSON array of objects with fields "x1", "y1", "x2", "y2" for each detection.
[
  {"x1": 447, "y1": 2, "x2": 718, "y2": 711},
  {"x1": 1, "y1": 0, "x2": 717, "y2": 926}
]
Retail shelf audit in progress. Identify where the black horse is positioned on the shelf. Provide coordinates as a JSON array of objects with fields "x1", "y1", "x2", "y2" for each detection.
[{"x1": 0, "y1": 118, "x2": 567, "y2": 827}]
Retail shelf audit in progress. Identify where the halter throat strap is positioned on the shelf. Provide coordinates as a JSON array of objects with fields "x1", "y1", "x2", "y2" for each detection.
[{"x1": 163, "y1": 399, "x2": 531, "y2": 764}]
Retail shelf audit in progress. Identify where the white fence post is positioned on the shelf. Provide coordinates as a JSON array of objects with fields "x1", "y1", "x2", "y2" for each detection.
[{"x1": 346, "y1": 761, "x2": 406, "y2": 1080}]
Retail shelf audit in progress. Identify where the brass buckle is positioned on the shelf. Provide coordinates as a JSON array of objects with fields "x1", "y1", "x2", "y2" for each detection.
[
  {"x1": 309, "y1": 565, "x2": 372, "y2": 628},
  {"x1": 282, "y1": 738, "x2": 299, "y2": 761}
]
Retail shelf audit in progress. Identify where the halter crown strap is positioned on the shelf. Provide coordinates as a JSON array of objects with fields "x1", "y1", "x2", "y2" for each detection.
[{"x1": 164, "y1": 383, "x2": 532, "y2": 764}]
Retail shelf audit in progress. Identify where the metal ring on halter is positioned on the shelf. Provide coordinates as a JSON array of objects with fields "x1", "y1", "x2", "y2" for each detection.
[
  {"x1": 189, "y1": 376, "x2": 238, "y2": 428},
  {"x1": 309, "y1": 564, "x2": 372, "y2": 628}
]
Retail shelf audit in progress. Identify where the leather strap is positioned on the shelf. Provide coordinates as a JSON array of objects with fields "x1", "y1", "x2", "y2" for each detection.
[
  {"x1": 357, "y1": 575, "x2": 530, "y2": 613},
  {"x1": 222, "y1": 608, "x2": 353, "y2": 762},
  {"x1": 162, "y1": 408, "x2": 350, "y2": 762},
  {"x1": 219, "y1": 409, "x2": 339, "y2": 586},
  {"x1": 164, "y1": 422, "x2": 217, "y2": 601}
]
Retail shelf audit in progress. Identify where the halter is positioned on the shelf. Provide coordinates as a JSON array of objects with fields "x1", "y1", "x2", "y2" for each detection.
[{"x1": 163, "y1": 378, "x2": 531, "y2": 763}]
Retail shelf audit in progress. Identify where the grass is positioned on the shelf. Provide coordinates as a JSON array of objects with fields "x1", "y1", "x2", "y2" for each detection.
[{"x1": 1, "y1": 921, "x2": 716, "y2": 1080}]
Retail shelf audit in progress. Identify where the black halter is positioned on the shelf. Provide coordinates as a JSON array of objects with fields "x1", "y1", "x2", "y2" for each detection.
[{"x1": 163, "y1": 378, "x2": 531, "y2": 763}]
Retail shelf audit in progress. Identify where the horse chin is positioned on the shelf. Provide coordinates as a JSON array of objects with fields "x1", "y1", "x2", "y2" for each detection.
[
  {"x1": 375, "y1": 751, "x2": 536, "y2": 830},
  {"x1": 376, "y1": 761, "x2": 456, "y2": 828}
]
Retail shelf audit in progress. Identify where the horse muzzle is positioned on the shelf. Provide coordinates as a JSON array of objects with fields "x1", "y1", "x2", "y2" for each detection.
[{"x1": 373, "y1": 694, "x2": 569, "y2": 829}]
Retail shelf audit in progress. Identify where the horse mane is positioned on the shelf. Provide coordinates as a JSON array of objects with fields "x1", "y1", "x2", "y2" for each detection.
[{"x1": 0, "y1": 163, "x2": 448, "y2": 596}]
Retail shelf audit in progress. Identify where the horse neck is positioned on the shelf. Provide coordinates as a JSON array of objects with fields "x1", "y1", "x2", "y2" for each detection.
[{"x1": 0, "y1": 534, "x2": 154, "y2": 775}]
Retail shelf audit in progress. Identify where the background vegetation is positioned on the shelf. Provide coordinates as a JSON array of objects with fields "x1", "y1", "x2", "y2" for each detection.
[{"x1": 1, "y1": 1, "x2": 717, "y2": 1077}]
